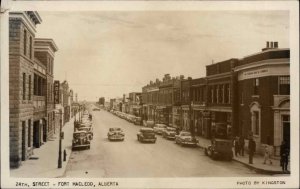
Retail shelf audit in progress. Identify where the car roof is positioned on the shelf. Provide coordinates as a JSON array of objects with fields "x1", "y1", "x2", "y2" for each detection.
[
  {"x1": 140, "y1": 127, "x2": 154, "y2": 131},
  {"x1": 155, "y1": 124, "x2": 166, "y2": 126},
  {"x1": 180, "y1": 131, "x2": 191, "y2": 134},
  {"x1": 110, "y1": 127, "x2": 122, "y2": 130}
]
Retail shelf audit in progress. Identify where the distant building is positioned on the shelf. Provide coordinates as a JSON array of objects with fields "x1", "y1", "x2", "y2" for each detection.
[{"x1": 99, "y1": 97, "x2": 105, "y2": 105}]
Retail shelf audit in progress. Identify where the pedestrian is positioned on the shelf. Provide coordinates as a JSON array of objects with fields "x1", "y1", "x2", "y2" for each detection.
[
  {"x1": 263, "y1": 136, "x2": 273, "y2": 165},
  {"x1": 248, "y1": 137, "x2": 256, "y2": 164},
  {"x1": 280, "y1": 140, "x2": 289, "y2": 172},
  {"x1": 239, "y1": 136, "x2": 245, "y2": 156},
  {"x1": 234, "y1": 136, "x2": 240, "y2": 157}
]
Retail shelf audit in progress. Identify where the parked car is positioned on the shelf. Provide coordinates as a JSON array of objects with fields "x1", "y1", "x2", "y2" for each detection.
[
  {"x1": 137, "y1": 128, "x2": 157, "y2": 143},
  {"x1": 134, "y1": 117, "x2": 142, "y2": 125},
  {"x1": 107, "y1": 127, "x2": 125, "y2": 141},
  {"x1": 93, "y1": 108, "x2": 101, "y2": 111},
  {"x1": 175, "y1": 131, "x2": 198, "y2": 147},
  {"x1": 204, "y1": 138, "x2": 233, "y2": 161},
  {"x1": 72, "y1": 131, "x2": 91, "y2": 150},
  {"x1": 143, "y1": 120, "x2": 155, "y2": 128},
  {"x1": 77, "y1": 126, "x2": 93, "y2": 140},
  {"x1": 153, "y1": 124, "x2": 167, "y2": 134},
  {"x1": 162, "y1": 127, "x2": 177, "y2": 140}
]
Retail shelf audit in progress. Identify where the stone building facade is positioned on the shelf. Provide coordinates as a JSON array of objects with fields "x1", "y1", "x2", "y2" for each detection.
[{"x1": 9, "y1": 11, "x2": 42, "y2": 168}]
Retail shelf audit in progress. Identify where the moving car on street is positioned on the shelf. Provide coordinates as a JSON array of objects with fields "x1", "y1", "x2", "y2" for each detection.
[
  {"x1": 153, "y1": 123, "x2": 167, "y2": 135},
  {"x1": 72, "y1": 131, "x2": 91, "y2": 150},
  {"x1": 162, "y1": 127, "x2": 177, "y2": 140},
  {"x1": 137, "y1": 128, "x2": 157, "y2": 143},
  {"x1": 175, "y1": 131, "x2": 198, "y2": 147},
  {"x1": 107, "y1": 127, "x2": 125, "y2": 141},
  {"x1": 204, "y1": 138, "x2": 233, "y2": 161}
]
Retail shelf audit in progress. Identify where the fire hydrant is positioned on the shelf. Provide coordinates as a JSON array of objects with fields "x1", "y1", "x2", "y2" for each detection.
[{"x1": 63, "y1": 149, "x2": 67, "y2": 161}]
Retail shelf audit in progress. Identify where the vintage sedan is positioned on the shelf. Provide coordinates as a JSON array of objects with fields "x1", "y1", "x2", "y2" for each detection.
[
  {"x1": 107, "y1": 127, "x2": 125, "y2": 141},
  {"x1": 204, "y1": 138, "x2": 233, "y2": 161},
  {"x1": 72, "y1": 131, "x2": 91, "y2": 150},
  {"x1": 77, "y1": 126, "x2": 93, "y2": 140},
  {"x1": 162, "y1": 127, "x2": 177, "y2": 140},
  {"x1": 153, "y1": 124, "x2": 167, "y2": 135},
  {"x1": 134, "y1": 117, "x2": 142, "y2": 125},
  {"x1": 137, "y1": 128, "x2": 157, "y2": 143},
  {"x1": 175, "y1": 131, "x2": 198, "y2": 147}
]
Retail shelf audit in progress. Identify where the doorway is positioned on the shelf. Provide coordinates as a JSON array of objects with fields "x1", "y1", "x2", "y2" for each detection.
[
  {"x1": 282, "y1": 115, "x2": 290, "y2": 148},
  {"x1": 21, "y1": 121, "x2": 26, "y2": 161},
  {"x1": 33, "y1": 121, "x2": 40, "y2": 148}
]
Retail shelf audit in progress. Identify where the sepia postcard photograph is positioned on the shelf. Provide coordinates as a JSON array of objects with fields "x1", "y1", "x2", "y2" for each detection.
[{"x1": 0, "y1": 0, "x2": 299, "y2": 188}]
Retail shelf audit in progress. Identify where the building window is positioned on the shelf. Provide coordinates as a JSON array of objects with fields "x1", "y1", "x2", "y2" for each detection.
[
  {"x1": 28, "y1": 75, "x2": 31, "y2": 100},
  {"x1": 23, "y1": 30, "x2": 27, "y2": 55},
  {"x1": 23, "y1": 73, "x2": 26, "y2": 100},
  {"x1": 253, "y1": 111, "x2": 260, "y2": 135},
  {"x1": 279, "y1": 76, "x2": 290, "y2": 95},
  {"x1": 29, "y1": 36, "x2": 32, "y2": 59},
  {"x1": 254, "y1": 78, "x2": 259, "y2": 95},
  {"x1": 34, "y1": 74, "x2": 37, "y2": 95},
  {"x1": 28, "y1": 119, "x2": 31, "y2": 147}
]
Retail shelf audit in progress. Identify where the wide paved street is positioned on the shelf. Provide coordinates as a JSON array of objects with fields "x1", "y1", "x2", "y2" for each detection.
[{"x1": 64, "y1": 106, "x2": 260, "y2": 177}]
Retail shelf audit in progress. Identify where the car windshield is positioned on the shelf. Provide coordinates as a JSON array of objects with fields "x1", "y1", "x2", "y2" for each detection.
[
  {"x1": 181, "y1": 132, "x2": 191, "y2": 136},
  {"x1": 110, "y1": 128, "x2": 121, "y2": 132}
]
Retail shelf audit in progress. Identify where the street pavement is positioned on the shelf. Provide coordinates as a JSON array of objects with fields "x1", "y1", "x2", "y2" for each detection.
[{"x1": 64, "y1": 108, "x2": 263, "y2": 178}]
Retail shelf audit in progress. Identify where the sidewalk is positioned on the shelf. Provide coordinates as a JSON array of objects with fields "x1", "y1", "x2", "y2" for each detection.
[
  {"x1": 195, "y1": 136, "x2": 290, "y2": 175},
  {"x1": 10, "y1": 117, "x2": 75, "y2": 178}
]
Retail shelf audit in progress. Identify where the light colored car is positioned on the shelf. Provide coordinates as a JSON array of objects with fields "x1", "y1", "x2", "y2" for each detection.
[
  {"x1": 153, "y1": 124, "x2": 167, "y2": 134},
  {"x1": 175, "y1": 131, "x2": 198, "y2": 147},
  {"x1": 107, "y1": 127, "x2": 125, "y2": 141},
  {"x1": 77, "y1": 126, "x2": 93, "y2": 140},
  {"x1": 162, "y1": 127, "x2": 177, "y2": 139}
]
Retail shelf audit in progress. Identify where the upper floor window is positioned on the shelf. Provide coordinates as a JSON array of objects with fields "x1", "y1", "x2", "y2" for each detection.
[
  {"x1": 279, "y1": 76, "x2": 290, "y2": 95},
  {"x1": 23, "y1": 30, "x2": 27, "y2": 56},
  {"x1": 28, "y1": 75, "x2": 31, "y2": 100},
  {"x1": 254, "y1": 78, "x2": 259, "y2": 95},
  {"x1": 29, "y1": 36, "x2": 33, "y2": 59},
  {"x1": 22, "y1": 73, "x2": 26, "y2": 100}
]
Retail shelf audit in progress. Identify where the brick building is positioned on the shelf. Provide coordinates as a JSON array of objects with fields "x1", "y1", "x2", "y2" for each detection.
[
  {"x1": 235, "y1": 42, "x2": 290, "y2": 155},
  {"x1": 34, "y1": 38, "x2": 58, "y2": 144},
  {"x1": 9, "y1": 11, "x2": 42, "y2": 168},
  {"x1": 142, "y1": 80, "x2": 160, "y2": 121},
  {"x1": 128, "y1": 92, "x2": 142, "y2": 117}
]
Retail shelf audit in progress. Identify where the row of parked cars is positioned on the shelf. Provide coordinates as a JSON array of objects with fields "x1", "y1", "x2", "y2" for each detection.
[
  {"x1": 110, "y1": 110, "x2": 142, "y2": 125},
  {"x1": 72, "y1": 110, "x2": 93, "y2": 150},
  {"x1": 108, "y1": 110, "x2": 233, "y2": 160}
]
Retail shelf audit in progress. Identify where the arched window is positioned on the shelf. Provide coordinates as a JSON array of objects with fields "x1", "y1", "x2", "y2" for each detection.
[{"x1": 250, "y1": 102, "x2": 261, "y2": 137}]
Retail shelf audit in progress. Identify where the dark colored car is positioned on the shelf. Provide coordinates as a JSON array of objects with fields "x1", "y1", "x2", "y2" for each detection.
[
  {"x1": 137, "y1": 128, "x2": 157, "y2": 143},
  {"x1": 93, "y1": 108, "x2": 101, "y2": 111},
  {"x1": 175, "y1": 131, "x2": 198, "y2": 147},
  {"x1": 72, "y1": 131, "x2": 91, "y2": 150},
  {"x1": 204, "y1": 138, "x2": 233, "y2": 160},
  {"x1": 107, "y1": 127, "x2": 125, "y2": 141},
  {"x1": 77, "y1": 126, "x2": 93, "y2": 140},
  {"x1": 134, "y1": 117, "x2": 142, "y2": 125}
]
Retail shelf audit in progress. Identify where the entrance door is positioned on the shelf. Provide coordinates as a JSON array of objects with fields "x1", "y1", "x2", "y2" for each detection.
[
  {"x1": 43, "y1": 121, "x2": 47, "y2": 142},
  {"x1": 21, "y1": 121, "x2": 26, "y2": 161},
  {"x1": 33, "y1": 121, "x2": 40, "y2": 148},
  {"x1": 282, "y1": 115, "x2": 290, "y2": 147}
]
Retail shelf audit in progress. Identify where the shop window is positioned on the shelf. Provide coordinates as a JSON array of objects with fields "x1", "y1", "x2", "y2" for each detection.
[
  {"x1": 254, "y1": 78, "x2": 259, "y2": 95},
  {"x1": 279, "y1": 76, "x2": 290, "y2": 95}
]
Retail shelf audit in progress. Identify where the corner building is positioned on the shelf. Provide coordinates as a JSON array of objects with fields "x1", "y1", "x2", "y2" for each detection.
[
  {"x1": 9, "y1": 11, "x2": 42, "y2": 168},
  {"x1": 235, "y1": 44, "x2": 290, "y2": 155}
]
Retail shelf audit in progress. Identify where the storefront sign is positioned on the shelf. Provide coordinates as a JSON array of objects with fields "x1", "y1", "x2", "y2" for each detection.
[{"x1": 54, "y1": 80, "x2": 60, "y2": 104}]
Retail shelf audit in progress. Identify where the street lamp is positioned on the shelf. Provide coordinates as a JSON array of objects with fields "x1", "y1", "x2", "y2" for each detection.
[{"x1": 54, "y1": 110, "x2": 64, "y2": 169}]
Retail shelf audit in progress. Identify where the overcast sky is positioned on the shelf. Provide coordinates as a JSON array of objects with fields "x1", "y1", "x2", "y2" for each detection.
[{"x1": 36, "y1": 11, "x2": 289, "y2": 101}]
